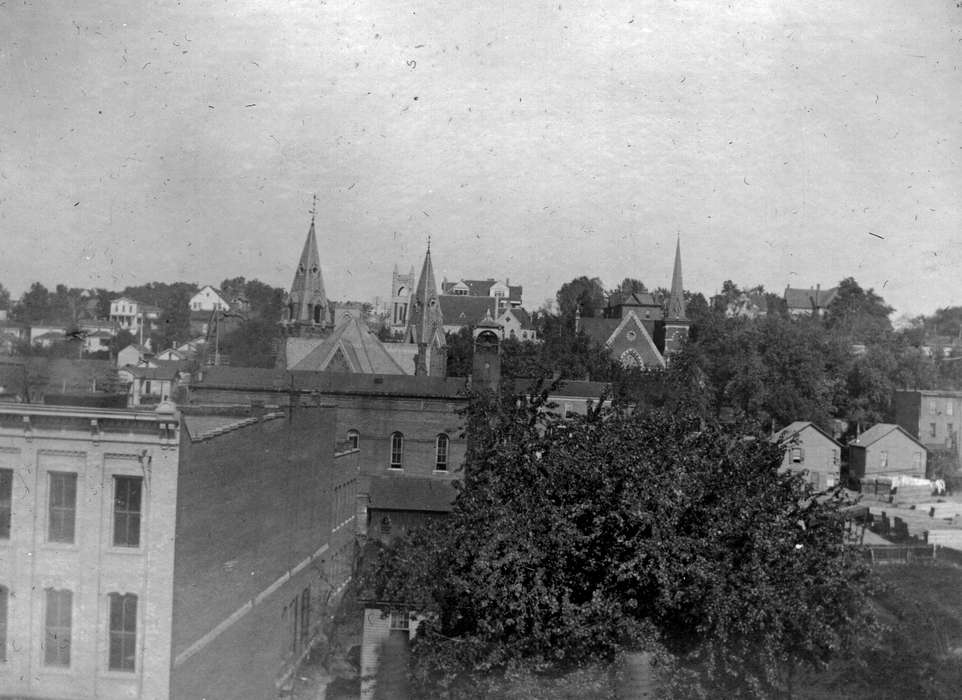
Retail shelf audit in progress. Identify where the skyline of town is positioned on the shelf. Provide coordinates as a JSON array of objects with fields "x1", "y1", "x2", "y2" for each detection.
[{"x1": 3, "y1": 1, "x2": 959, "y2": 318}]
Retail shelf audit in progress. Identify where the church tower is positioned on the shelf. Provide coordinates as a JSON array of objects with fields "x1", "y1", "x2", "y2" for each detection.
[
  {"x1": 282, "y1": 196, "x2": 331, "y2": 337},
  {"x1": 663, "y1": 236, "x2": 690, "y2": 356},
  {"x1": 404, "y1": 241, "x2": 446, "y2": 376},
  {"x1": 390, "y1": 264, "x2": 415, "y2": 335},
  {"x1": 472, "y1": 310, "x2": 503, "y2": 392}
]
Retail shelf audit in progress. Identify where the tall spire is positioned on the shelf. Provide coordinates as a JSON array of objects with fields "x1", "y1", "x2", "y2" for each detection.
[
  {"x1": 406, "y1": 242, "x2": 445, "y2": 375},
  {"x1": 285, "y1": 196, "x2": 328, "y2": 328},
  {"x1": 667, "y1": 234, "x2": 687, "y2": 322}
]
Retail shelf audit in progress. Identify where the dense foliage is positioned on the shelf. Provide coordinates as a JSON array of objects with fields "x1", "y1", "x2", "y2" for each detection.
[{"x1": 359, "y1": 387, "x2": 877, "y2": 698}]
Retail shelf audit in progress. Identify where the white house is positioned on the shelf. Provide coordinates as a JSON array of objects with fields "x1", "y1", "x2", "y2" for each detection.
[
  {"x1": 772, "y1": 421, "x2": 842, "y2": 490},
  {"x1": 497, "y1": 307, "x2": 539, "y2": 342},
  {"x1": 109, "y1": 297, "x2": 160, "y2": 335},
  {"x1": 189, "y1": 285, "x2": 230, "y2": 312}
]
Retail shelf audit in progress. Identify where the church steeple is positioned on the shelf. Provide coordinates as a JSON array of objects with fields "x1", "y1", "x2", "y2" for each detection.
[
  {"x1": 283, "y1": 196, "x2": 330, "y2": 334},
  {"x1": 405, "y1": 240, "x2": 446, "y2": 376},
  {"x1": 664, "y1": 235, "x2": 690, "y2": 356},
  {"x1": 667, "y1": 235, "x2": 687, "y2": 323}
]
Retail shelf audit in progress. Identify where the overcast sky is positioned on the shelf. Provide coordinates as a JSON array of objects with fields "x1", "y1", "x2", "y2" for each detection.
[{"x1": 2, "y1": 1, "x2": 960, "y2": 317}]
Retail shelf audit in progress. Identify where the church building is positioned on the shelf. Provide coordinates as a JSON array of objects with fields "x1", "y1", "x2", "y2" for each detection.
[{"x1": 578, "y1": 238, "x2": 690, "y2": 368}]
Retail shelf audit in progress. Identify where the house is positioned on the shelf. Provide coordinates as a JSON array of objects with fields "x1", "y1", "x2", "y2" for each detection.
[
  {"x1": 117, "y1": 343, "x2": 152, "y2": 369},
  {"x1": 772, "y1": 421, "x2": 842, "y2": 490},
  {"x1": 440, "y1": 278, "x2": 523, "y2": 312},
  {"x1": 438, "y1": 295, "x2": 498, "y2": 334},
  {"x1": 846, "y1": 423, "x2": 927, "y2": 483},
  {"x1": 497, "y1": 306, "x2": 539, "y2": 342},
  {"x1": 784, "y1": 285, "x2": 837, "y2": 317},
  {"x1": 0, "y1": 399, "x2": 357, "y2": 699},
  {"x1": 32, "y1": 330, "x2": 66, "y2": 349},
  {"x1": 117, "y1": 363, "x2": 181, "y2": 406},
  {"x1": 81, "y1": 329, "x2": 113, "y2": 355},
  {"x1": 188, "y1": 285, "x2": 230, "y2": 312},
  {"x1": 108, "y1": 297, "x2": 160, "y2": 336}
]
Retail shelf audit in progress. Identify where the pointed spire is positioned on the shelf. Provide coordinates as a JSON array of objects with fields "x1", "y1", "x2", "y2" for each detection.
[
  {"x1": 667, "y1": 234, "x2": 687, "y2": 322},
  {"x1": 406, "y1": 242, "x2": 443, "y2": 348},
  {"x1": 287, "y1": 199, "x2": 328, "y2": 326}
]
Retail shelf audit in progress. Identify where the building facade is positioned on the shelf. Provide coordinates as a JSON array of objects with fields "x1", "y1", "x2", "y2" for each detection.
[{"x1": 772, "y1": 421, "x2": 842, "y2": 490}]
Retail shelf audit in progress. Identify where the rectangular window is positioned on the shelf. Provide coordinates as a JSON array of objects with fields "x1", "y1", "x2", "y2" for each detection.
[
  {"x1": 48, "y1": 472, "x2": 77, "y2": 544},
  {"x1": 0, "y1": 585, "x2": 7, "y2": 662},
  {"x1": 790, "y1": 447, "x2": 804, "y2": 464},
  {"x1": 949, "y1": 424, "x2": 955, "y2": 439},
  {"x1": 930, "y1": 423, "x2": 938, "y2": 439},
  {"x1": 880, "y1": 451, "x2": 888, "y2": 469},
  {"x1": 435, "y1": 435, "x2": 449, "y2": 471},
  {"x1": 299, "y1": 588, "x2": 311, "y2": 648},
  {"x1": 913, "y1": 452, "x2": 922, "y2": 470},
  {"x1": 113, "y1": 476, "x2": 143, "y2": 548},
  {"x1": 108, "y1": 593, "x2": 137, "y2": 671},
  {"x1": 289, "y1": 596, "x2": 299, "y2": 655},
  {"x1": 930, "y1": 399, "x2": 938, "y2": 415},
  {"x1": 390, "y1": 609, "x2": 410, "y2": 631},
  {"x1": 949, "y1": 402, "x2": 955, "y2": 416},
  {"x1": 44, "y1": 588, "x2": 72, "y2": 667},
  {"x1": 0, "y1": 469, "x2": 11, "y2": 540}
]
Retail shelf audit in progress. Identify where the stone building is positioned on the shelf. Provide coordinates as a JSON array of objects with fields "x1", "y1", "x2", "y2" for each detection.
[{"x1": 0, "y1": 399, "x2": 356, "y2": 700}]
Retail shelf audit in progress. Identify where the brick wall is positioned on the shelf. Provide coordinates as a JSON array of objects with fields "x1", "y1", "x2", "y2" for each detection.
[{"x1": 170, "y1": 406, "x2": 337, "y2": 700}]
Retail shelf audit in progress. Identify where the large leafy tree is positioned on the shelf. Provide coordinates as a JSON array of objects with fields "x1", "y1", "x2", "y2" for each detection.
[
  {"x1": 826, "y1": 277, "x2": 893, "y2": 343},
  {"x1": 556, "y1": 276, "x2": 606, "y2": 324},
  {"x1": 359, "y1": 389, "x2": 876, "y2": 698}
]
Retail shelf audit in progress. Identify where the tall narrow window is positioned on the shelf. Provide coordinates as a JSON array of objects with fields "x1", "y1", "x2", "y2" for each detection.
[
  {"x1": 390, "y1": 433, "x2": 404, "y2": 469},
  {"x1": 299, "y1": 588, "x2": 311, "y2": 648},
  {"x1": 0, "y1": 469, "x2": 11, "y2": 540},
  {"x1": 48, "y1": 472, "x2": 77, "y2": 544},
  {"x1": 0, "y1": 585, "x2": 7, "y2": 662},
  {"x1": 108, "y1": 593, "x2": 137, "y2": 672},
  {"x1": 44, "y1": 588, "x2": 72, "y2": 667},
  {"x1": 435, "y1": 434, "x2": 449, "y2": 471},
  {"x1": 113, "y1": 476, "x2": 143, "y2": 548},
  {"x1": 347, "y1": 429, "x2": 359, "y2": 450}
]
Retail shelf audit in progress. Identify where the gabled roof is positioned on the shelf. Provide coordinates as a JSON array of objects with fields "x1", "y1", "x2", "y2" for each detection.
[
  {"x1": 499, "y1": 307, "x2": 534, "y2": 330},
  {"x1": 784, "y1": 286, "x2": 838, "y2": 310},
  {"x1": 367, "y1": 475, "x2": 458, "y2": 513},
  {"x1": 772, "y1": 421, "x2": 841, "y2": 447},
  {"x1": 439, "y1": 295, "x2": 497, "y2": 327},
  {"x1": 853, "y1": 423, "x2": 925, "y2": 449},
  {"x1": 291, "y1": 316, "x2": 407, "y2": 375}
]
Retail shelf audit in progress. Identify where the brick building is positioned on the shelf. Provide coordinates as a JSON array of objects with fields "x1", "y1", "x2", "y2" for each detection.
[{"x1": 0, "y1": 399, "x2": 356, "y2": 699}]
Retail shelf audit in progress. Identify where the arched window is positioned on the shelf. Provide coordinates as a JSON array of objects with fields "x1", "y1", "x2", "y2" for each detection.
[
  {"x1": 347, "y1": 429, "x2": 359, "y2": 450},
  {"x1": 620, "y1": 349, "x2": 644, "y2": 369},
  {"x1": 435, "y1": 434, "x2": 449, "y2": 471},
  {"x1": 389, "y1": 432, "x2": 404, "y2": 469}
]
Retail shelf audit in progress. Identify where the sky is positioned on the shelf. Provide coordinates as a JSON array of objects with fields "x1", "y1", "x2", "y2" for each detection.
[{"x1": 2, "y1": 0, "x2": 960, "y2": 318}]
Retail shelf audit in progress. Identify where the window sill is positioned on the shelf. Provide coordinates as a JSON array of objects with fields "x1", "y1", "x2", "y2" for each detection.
[
  {"x1": 387, "y1": 466, "x2": 403, "y2": 471},
  {"x1": 104, "y1": 545, "x2": 144, "y2": 556}
]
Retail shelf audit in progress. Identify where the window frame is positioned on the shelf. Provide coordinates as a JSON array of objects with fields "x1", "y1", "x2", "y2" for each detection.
[
  {"x1": 107, "y1": 592, "x2": 138, "y2": 672},
  {"x1": 47, "y1": 472, "x2": 77, "y2": 544},
  {"x1": 347, "y1": 429, "x2": 360, "y2": 450},
  {"x1": 435, "y1": 434, "x2": 449, "y2": 471},
  {"x1": 112, "y1": 476, "x2": 143, "y2": 548},
  {"x1": 44, "y1": 588, "x2": 72, "y2": 667},
  {"x1": 0, "y1": 468, "x2": 11, "y2": 540},
  {"x1": 389, "y1": 432, "x2": 404, "y2": 470},
  {"x1": 0, "y1": 585, "x2": 7, "y2": 662}
]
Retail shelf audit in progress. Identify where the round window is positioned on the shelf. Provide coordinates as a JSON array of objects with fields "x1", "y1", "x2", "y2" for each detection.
[{"x1": 626, "y1": 330, "x2": 637, "y2": 341}]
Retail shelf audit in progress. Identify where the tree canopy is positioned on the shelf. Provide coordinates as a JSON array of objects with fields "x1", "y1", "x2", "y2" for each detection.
[{"x1": 359, "y1": 387, "x2": 877, "y2": 698}]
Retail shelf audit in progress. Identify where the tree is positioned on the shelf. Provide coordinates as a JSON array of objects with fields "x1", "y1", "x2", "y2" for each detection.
[
  {"x1": 219, "y1": 317, "x2": 281, "y2": 368},
  {"x1": 0, "y1": 282, "x2": 11, "y2": 311},
  {"x1": 359, "y1": 389, "x2": 877, "y2": 698},
  {"x1": 556, "y1": 276, "x2": 606, "y2": 324},
  {"x1": 15, "y1": 282, "x2": 52, "y2": 323},
  {"x1": 826, "y1": 277, "x2": 893, "y2": 343}
]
